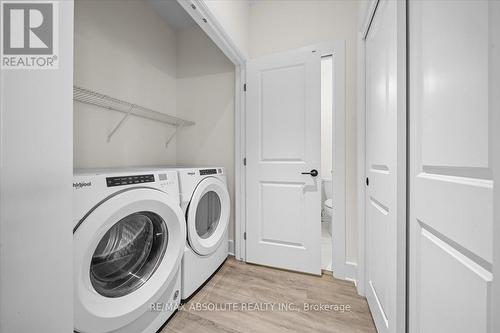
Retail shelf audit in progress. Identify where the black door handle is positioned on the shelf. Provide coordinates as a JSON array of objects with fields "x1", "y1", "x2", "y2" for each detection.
[{"x1": 301, "y1": 169, "x2": 318, "y2": 177}]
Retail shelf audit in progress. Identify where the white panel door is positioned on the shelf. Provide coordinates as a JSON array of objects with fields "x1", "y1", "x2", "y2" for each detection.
[
  {"x1": 246, "y1": 47, "x2": 321, "y2": 275},
  {"x1": 409, "y1": 1, "x2": 493, "y2": 332},
  {"x1": 365, "y1": 1, "x2": 403, "y2": 332}
]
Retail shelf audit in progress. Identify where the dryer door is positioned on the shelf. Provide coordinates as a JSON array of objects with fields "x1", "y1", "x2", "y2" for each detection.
[
  {"x1": 74, "y1": 188, "x2": 185, "y2": 333},
  {"x1": 186, "y1": 177, "x2": 230, "y2": 256}
]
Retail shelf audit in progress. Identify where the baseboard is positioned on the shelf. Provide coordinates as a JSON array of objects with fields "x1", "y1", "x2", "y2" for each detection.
[
  {"x1": 344, "y1": 261, "x2": 358, "y2": 284},
  {"x1": 228, "y1": 239, "x2": 234, "y2": 256}
]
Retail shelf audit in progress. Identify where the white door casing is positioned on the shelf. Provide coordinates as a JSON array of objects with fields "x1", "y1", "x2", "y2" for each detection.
[
  {"x1": 491, "y1": 1, "x2": 500, "y2": 332},
  {"x1": 177, "y1": 0, "x2": 248, "y2": 261},
  {"x1": 409, "y1": 1, "x2": 493, "y2": 332},
  {"x1": 245, "y1": 46, "x2": 321, "y2": 275},
  {"x1": 364, "y1": 0, "x2": 406, "y2": 332}
]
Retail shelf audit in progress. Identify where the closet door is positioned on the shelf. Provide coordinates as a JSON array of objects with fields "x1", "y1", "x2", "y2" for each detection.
[
  {"x1": 409, "y1": 1, "x2": 493, "y2": 332},
  {"x1": 364, "y1": 1, "x2": 406, "y2": 332}
]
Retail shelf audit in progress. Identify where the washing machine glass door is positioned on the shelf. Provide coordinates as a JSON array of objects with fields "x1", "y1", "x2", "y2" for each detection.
[
  {"x1": 187, "y1": 177, "x2": 230, "y2": 256},
  {"x1": 74, "y1": 188, "x2": 186, "y2": 333},
  {"x1": 90, "y1": 211, "x2": 167, "y2": 298}
]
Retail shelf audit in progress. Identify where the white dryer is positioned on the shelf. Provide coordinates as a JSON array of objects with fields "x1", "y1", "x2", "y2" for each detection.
[
  {"x1": 73, "y1": 169, "x2": 186, "y2": 333},
  {"x1": 174, "y1": 167, "x2": 230, "y2": 300}
]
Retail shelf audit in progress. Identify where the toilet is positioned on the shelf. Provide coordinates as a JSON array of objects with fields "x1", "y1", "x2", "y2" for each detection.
[
  {"x1": 324, "y1": 198, "x2": 333, "y2": 221},
  {"x1": 321, "y1": 179, "x2": 333, "y2": 234}
]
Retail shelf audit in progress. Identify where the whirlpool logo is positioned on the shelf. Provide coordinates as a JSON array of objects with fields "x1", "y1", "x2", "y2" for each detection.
[
  {"x1": 1, "y1": 1, "x2": 59, "y2": 69},
  {"x1": 73, "y1": 181, "x2": 92, "y2": 189}
]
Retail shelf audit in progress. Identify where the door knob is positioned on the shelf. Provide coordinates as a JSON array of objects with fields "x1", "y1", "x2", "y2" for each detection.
[{"x1": 301, "y1": 169, "x2": 318, "y2": 177}]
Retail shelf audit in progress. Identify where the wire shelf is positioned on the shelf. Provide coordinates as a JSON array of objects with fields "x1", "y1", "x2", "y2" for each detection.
[
  {"x1": 73, "y1": 85, "x2": 195, "y2": 127},
  {"x1": 73, "y1": 85, "x2": 194, "y2": 145}
]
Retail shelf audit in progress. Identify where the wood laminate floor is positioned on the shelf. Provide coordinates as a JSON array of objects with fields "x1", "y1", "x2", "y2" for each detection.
[{"x1": 160, "y1": 257, "x2": 376, "y2": 333}]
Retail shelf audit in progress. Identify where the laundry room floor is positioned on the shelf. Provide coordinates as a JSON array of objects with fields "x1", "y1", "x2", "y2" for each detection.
[{"x1": 161, "y1": 257, "x2": 376, "y2": 333}]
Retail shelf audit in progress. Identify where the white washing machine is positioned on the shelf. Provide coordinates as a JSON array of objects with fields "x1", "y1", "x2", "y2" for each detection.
[
  {"x1": 73, "y1": 168, "x2": 186, "y2": 333},
  {"x1": 172, "y1": 167, "x2": 230, "y2": 300}
]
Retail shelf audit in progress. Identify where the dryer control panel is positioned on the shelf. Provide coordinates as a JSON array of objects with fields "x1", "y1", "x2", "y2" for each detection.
[
  {"x1": 106, "y1": 174, "x2": 155, "y2": 187},
  {"x1": 199, "y1": 168, "x2": 222, "y2": 176}
]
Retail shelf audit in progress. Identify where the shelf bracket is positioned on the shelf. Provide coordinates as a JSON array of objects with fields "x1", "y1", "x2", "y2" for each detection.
[
  {"x1": 165, "y1": 122, "x2": 185, "y2": 148},
  {"x1": 107, "y1": 104, "x2": 135, "y2": 142}
]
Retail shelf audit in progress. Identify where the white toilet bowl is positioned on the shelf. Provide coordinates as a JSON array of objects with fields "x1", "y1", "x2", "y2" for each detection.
[
  {"x1": 324, "y1": 198, "x2": 333, "y2": 219},
  {"x1": 322, "y1": 199, "x2": 333, "y2": 236},
  {"x1": 321, "y1": 179, "x2": 333, "y2": 234}
]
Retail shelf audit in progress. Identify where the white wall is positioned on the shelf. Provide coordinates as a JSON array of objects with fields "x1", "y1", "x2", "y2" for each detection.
[
  {"x1": 176, "y1": 25, "x2": 236, "y2": 241},
  {"x1": 321, "y1": 56, "x2": 333, "y2": 180},
  {"x1": 0, "y1": 2, "x2": 74, "y2": 332},
  {"x1": 204, "y1": 0, "x2": 250, "y2": 58},
  {"x1": 249, "y1": 0, "x2": 359, "y2": 262},
  {"x1": 74, "y1": 0, "x2": 178, "y2": 168}
]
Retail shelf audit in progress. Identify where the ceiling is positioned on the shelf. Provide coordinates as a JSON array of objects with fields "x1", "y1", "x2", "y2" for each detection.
[{"x1": 145, "y1": 0, "x2": 196, "y2": 30}]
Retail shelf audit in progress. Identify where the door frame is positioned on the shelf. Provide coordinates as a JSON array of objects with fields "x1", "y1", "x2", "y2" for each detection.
[
  {"x1": 490, "y1": 1, "x2": 499, "y2": 331},
  {"x1": 320, "y1": 41, "x2": 348, "y2": 280},
  {"x1": 357, "y1": 0, "x2": 407, "y2": 331},
  {"x1": 180, "y1": 1, "x2": 349, "y2": 280},
  {"x1": 177, "y1": 0, "x2": 247, "y2": 259}
]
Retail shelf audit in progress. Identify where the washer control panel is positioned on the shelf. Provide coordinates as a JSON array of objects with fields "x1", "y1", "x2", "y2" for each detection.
[{"x1": 106, "y1": 174, "x2": 155, "y2": 187}]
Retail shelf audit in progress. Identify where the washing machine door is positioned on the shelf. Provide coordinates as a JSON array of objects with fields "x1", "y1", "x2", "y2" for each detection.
[
  {"x1": 186, "y1": 177, "x2": 230, "y2": 256},
  {"x1": 73, "y1": 188, "x2": 186, "y2": 333}
]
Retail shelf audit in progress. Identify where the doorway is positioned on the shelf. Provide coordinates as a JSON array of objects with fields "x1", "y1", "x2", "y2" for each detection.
[{"x1": 321, "y1": 55, "x2": 333, "y2": 272}]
